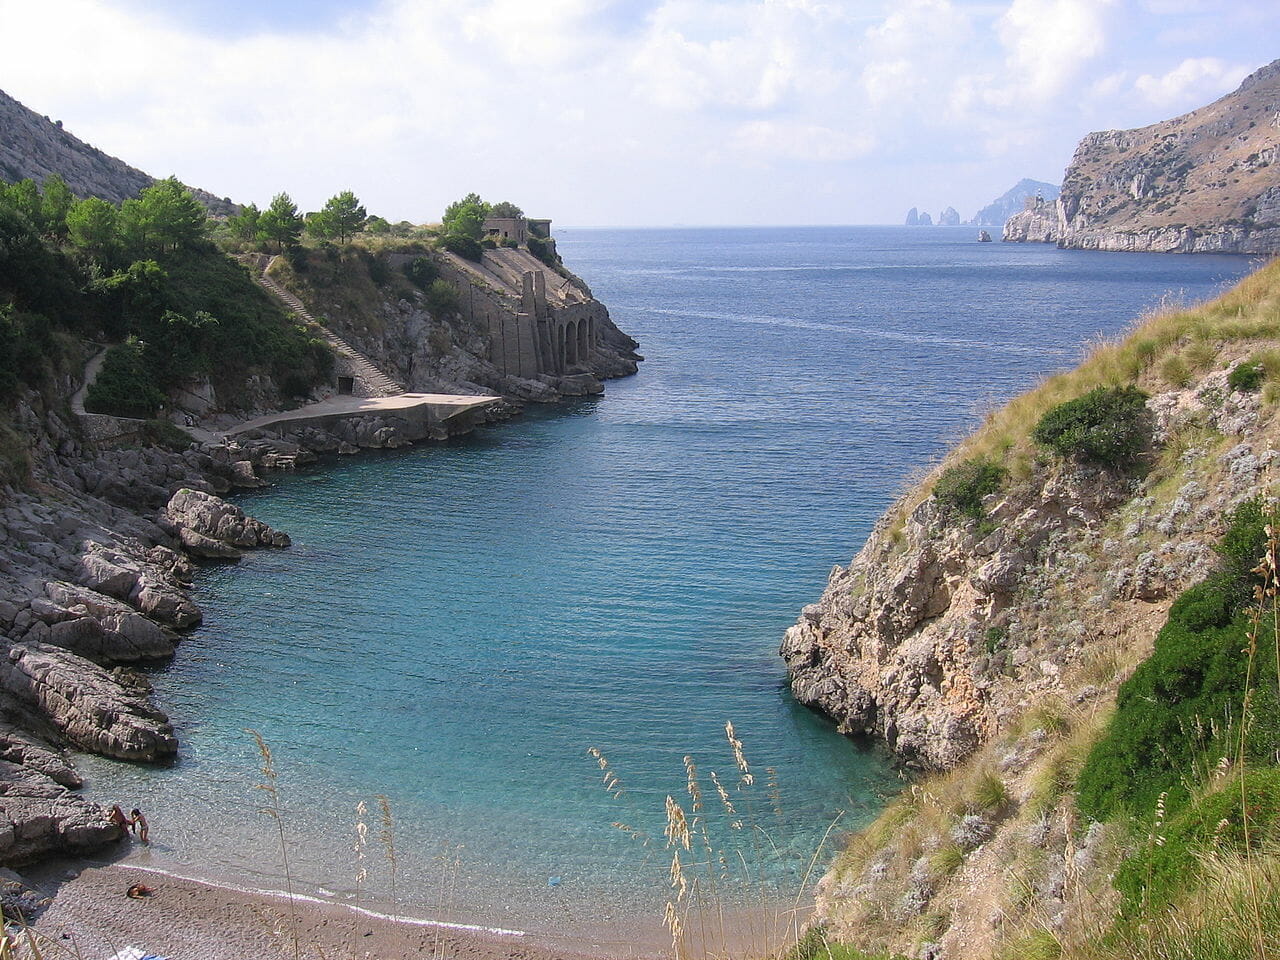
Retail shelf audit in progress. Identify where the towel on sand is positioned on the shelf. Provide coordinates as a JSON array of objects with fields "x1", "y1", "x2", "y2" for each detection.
[{"x1": 110, "y1": 949, "x2": 170, "y2": 960}]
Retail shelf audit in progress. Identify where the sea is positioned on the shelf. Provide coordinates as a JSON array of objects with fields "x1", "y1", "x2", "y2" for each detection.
[{"x1": 77, "y1": 225, "x2": 1257, "y2": 940}]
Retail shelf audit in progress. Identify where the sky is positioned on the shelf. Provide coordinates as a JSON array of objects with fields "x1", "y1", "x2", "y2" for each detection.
[{"x1": 0, "y1": 0, "x2": 1276, "y2": 226}]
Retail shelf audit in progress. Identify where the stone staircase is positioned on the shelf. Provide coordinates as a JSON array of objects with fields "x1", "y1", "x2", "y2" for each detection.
[{"x1": 251, "y1": 256, "x2": 405, "y2": 398}]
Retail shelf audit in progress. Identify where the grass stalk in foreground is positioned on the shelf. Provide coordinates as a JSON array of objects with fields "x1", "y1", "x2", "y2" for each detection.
[{"x1": 248, "y1": 728, "x2": 300, "y2": 960}]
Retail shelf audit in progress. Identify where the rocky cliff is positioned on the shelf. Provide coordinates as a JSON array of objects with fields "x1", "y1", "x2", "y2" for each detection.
[
  {"x1": 973, "y1": 179, "x2": 1059, "y2": 227},
  {"x1": 0, "y1": 87, "x2": 236, "y2": 215},
  {"x1": 267, "y1": 246, "x2": 640, "y2": 405},
  {"x1": 783, "y1": 261, "x2": 1280, "y2": 958},
  {"x1": 1004, "y1": 59, "x2": 1280, "y2": 253}
]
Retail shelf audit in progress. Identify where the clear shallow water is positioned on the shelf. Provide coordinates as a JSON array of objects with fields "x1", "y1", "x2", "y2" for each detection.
[{"x1": 79, "y1": 226, "x2": 1255, "y2": 934}]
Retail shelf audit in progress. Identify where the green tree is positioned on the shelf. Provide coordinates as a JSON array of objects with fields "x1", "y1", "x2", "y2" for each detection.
[
  {"x1": 39, "y1": 175, "x2": 73, "y2": 239},
  {"x1": 489, "y1": 200, "x2": 523, "y2": 219},
  {"x1": 365, "y1": 215, "x2": 391, "y2": 235},
  {"x1": 2, "y1": 179, "x2": 42, "y2": 230},
  {"x1": 304, "y1": 209, "x2": 333, "y2": 241},
  {"x1": 66, "y1": 197, "x2": 119, "y2": 262},
  {"x1": 138, "y1": 176, "x2": 206, "y2": 253},
  {"x1": 258, "y1": 192, "x2": 303, "y2": 252},
  {"x1": 441, "y1": 192, "x2": 490, "y2": 240},
  {"x1": 319, "y1": 190, "x2": 367, "y2": 243},
  {"x1": 227, "y1": 202, "x2": 261, "y2": 242}
]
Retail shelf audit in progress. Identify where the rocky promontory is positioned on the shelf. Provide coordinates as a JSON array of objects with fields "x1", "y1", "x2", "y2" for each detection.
[
  {"x1": 1005, "y1": 59, "x2": 1280, "y2": 253},
  {"x1": 782, "y1": 261, "x2": 1280, "y2": 959}
]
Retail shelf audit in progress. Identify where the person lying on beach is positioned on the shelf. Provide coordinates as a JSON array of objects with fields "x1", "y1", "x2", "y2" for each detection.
[
  {"x1": 108, "y1": 805, "x2": 130, "y2": 832},
  {"x1": 130, "y1": 809, "x2": 150, "y2": 844}
]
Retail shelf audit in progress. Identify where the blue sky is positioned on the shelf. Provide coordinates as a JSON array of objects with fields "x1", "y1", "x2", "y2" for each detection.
[{"x1": 1, "y1": 0, "x2": 1276, "y2": 226}]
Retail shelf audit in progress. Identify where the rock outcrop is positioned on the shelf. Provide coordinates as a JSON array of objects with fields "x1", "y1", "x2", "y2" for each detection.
[
  {"x1": 782, "y1": 465, "x2": 1137, "y2": 769},
  {"x1": 973, "y1": 179, "x2": 1059, "y2": 227},
  {"x1": 1004, "y1": 59, "x2": 1280, "y2": 253},
  {"x1": 0, "y1": 87, "x2": 236, "y2": 215},
  {"x1": 938, "y1": 206, "x2": 961, "y2": 226}
]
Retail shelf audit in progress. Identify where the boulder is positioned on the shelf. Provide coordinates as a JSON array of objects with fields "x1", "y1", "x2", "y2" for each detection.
[
  {"x1": 0, "y1": 644, "x2": 177, "y2": 762},
  {"x1": 160, "y1": 489, "x2": 290, "y2": 552},
  {"x1": 0, "y1": 760, "x2": 121, "y2": 864}
]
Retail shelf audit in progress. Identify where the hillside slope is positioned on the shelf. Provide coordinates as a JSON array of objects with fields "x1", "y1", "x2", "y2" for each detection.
[
  {"x1": 972, "y1": 179, "x2": 1059, "y2": 227},
  {"x1": 0, "y1": 87, "x2": 236, "y2": 215},
  {"x1": 1005, "y1": 60, "x2": 1280, "y2": 253},
  {"x1": 784, "y1": 260, "x2": 1280, "y2": 958}
]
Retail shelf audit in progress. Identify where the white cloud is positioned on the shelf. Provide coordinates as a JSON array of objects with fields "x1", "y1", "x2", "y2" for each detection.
[
  {"x1": 996, "y1": 0, "x2": 1117, "y2": 103},
  {"x1": 0, "y1": 0, "x2": 1271, "y2": 225},
  {"x1": 727, "y1": 120, "x2": 875, "y2": 163},
  {"x1": 1134, "y1": 57, "x2": 1251, "y2": 109}
]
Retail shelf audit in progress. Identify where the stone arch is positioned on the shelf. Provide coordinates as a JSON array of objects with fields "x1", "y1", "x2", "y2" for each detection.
[
  {"x1": 566, "y1": 320, "x2": 578, "y2": 366},
  {"x1": 578, "y1": 318, "x2": 589, "y2": 359}
]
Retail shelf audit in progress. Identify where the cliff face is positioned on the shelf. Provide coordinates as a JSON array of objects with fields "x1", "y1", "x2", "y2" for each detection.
[
  {"x1": 973, "y1": 179, "x2": 1059, "y2": 227},
  {"x1": 783, "y1": 263, "x2": 1280, "y2": 959},
  {"x1": 0, "y1": 87, "x2": 236, "y2": 215},
  {"x1": 271, "y1": 247, "x2": 640, "y2": 405},
  {"x1": 1004, "y1": 59, "x2": 1280, "y2": 253}
]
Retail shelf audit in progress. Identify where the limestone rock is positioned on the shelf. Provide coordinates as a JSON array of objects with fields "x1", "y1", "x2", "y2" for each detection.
[
  {"x1": 159, "y1": 488, "x2": 290, "y2": 553},
  {"x1": 0, "y1": 644, "x2": 177, "y2": 762},
  {"x1": 0, "y1": 759, "x2": 122, "y2": 864},
  {"x1": 1005, "y1": 58, "x2": 1280, "y2": 254}
]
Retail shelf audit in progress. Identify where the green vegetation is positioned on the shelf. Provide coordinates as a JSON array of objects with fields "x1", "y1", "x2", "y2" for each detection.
[
  {"x1": 1077, "y1": 500, "x2": 1280, "y2": 821},
  {"x1": 1229, "y1": 358, "x2": 1265, "y2": 392},
  {"x1": 1031, "y1": 385, "x2": 1153, "y2": 468},
  {"x1": 933, "y1": 457, "x2": 1005, "y2": 521},
  {"x1": 441, "y1": 234, "x2": 483, "y2": 262},
  {"x1": 0, "y1": 175, "x2": 332, "y2": 420},
  {"x1": 402, "y1": 256, "x2": 439, "y2": 290},
  {"x1": 441, "y1": 192, "x2": 489, "y2": 241}
]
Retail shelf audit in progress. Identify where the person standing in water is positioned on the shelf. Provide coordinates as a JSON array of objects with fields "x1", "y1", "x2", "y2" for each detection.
[{"x1": 130, "y1": 809, "x2": 149, "y2": 844}]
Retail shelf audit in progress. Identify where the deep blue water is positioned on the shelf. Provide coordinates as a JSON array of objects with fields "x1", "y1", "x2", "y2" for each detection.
[{"x1": 79, "y1": 226, "x2": 1256, "y2": 935}]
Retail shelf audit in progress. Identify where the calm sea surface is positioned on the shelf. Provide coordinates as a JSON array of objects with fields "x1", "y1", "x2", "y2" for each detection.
[{"x1": 79, "y1": 226, "x2": 1256, "y2": 935}]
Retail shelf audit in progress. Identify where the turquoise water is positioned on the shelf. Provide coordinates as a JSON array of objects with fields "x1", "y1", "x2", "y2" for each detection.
[{"x1": 80, "y1": 226, "x2": 1256, "y2": 934}]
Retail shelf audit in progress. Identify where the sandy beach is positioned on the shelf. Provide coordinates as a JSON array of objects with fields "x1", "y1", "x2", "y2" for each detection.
[{"x1": 12, "y1": 858, "x2": 665, "y2": 960}]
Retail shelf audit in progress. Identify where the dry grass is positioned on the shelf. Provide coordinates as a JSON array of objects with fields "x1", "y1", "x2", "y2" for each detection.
[{"x1": 882, "y1": 258, "x2": 1280, "y2": 533}]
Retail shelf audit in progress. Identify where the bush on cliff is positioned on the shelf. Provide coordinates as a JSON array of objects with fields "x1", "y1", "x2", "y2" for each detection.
[
  {"x1": 425, "y1": 279, "x2": 460, "y2": 318},
  {"x1": 441, "y1": 234, "x2": 483, "y2": 262},
  {"x1": 402, "y1": 256, "x2": 439, "y2": 290},
  {"x1": 1077, "y1": 502, "x2": 1280, "y2": 823},
  {"x1": 1111, "y1": 767, "x2": 1280, "y2": 915},
  {"x1": 933, "y1": 457, "x2": 1006, "y2": 521},
  {"x1": 85, "y1": 340, "x2": 166, "y2": 418},
  {"x1": 1031, "y1": 385, "x2": 1152, "y2": 468},
  {"x1": 1228, "y1": 358, "x2": 1265, "y2": 392}
]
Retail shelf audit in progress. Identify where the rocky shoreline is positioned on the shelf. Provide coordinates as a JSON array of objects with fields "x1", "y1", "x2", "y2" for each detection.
[{"x1": 0, "y1": 383, "x2": 521, "y2": 871}]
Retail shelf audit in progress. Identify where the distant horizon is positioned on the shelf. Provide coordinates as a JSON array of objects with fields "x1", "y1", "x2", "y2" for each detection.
[{"x1": 1, "y1": 1, "x2": 1275, "y2": 228}]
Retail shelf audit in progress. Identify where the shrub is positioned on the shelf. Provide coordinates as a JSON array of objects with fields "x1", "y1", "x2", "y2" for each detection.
[
  {"x1": 1031, "y1": 385, "x2": 1152, "y2": 468},
  {"x1": 1113, "y1": 768, "x2": 1280, "y2": 914},
  {"x1": 1076, "y1": 568, "x2": 1279, "y2": 821},
  {"x1": 933, "y1": 457, "x2": 1005, "y2": 520},
  {"x1": 526, "y1": 235, "x2": 558, "y2": 267},
  {"x1": 441, "y1": 234, "x2": 483, "y2": 262},
  {"x1": 1228, "y1": 359, "x2": 1265, "y2": 392},
  {"x1": 84, "y1": 340, "x2": 165, "y2": 418},
  {"x1": 480, "y1": 237, "x2": 497, "y2": 249},
  {"x1": 425, "y1": 279, "x2": 460, "y2": 318},
  {"x1": 402, "y1": 256, "x2": 439, "y2": 290},
  {"x1": 1216, "y1": 496, "x2": 1272, "y2": 589}
]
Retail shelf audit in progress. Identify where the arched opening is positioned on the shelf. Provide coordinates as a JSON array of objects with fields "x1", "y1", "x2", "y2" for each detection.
[{"x1": 566, "y1": 321, "x2": 578, "y2": 366}]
